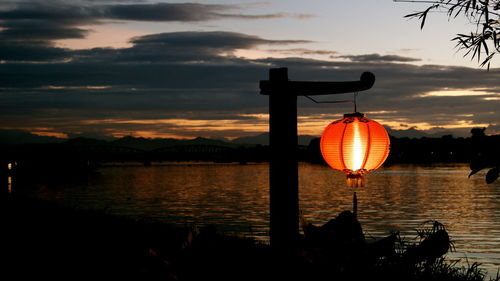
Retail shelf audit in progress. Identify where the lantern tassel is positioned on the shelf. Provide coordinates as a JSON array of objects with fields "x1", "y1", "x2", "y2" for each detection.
[
  {"x1": 346, "y1": 174, "x2": 365, "y2": 188},
  {"x1": 347, "y1": 174, "x2": 363, "y2": 218}
]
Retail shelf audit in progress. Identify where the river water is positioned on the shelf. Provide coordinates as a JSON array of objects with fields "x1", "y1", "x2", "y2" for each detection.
[{"x1": 9, "y1": 162, "x2": 500, "y2": 276}]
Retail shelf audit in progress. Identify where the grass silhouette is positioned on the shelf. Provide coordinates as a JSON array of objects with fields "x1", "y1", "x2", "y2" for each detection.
[{"x1": 0, "y1": 192, "x2": 497, "y2": 281}]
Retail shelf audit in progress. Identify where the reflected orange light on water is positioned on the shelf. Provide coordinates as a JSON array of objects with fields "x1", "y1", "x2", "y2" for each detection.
[{"x1": 7, "y1": 176, "x2": 12, "y2": 193}]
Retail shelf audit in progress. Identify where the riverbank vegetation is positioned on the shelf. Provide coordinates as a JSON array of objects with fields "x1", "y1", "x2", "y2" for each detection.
[{"x1": 1, "y1": 192, "x2": 498, "y2": 281}]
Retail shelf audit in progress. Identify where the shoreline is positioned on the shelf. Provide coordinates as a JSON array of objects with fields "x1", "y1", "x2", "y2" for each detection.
[
  {"x1": 1, "y1": 192, "x2": 497, "y2": 281},
  {"x1": 0, "y1": 192, "x2": 192, "y2": 279}
]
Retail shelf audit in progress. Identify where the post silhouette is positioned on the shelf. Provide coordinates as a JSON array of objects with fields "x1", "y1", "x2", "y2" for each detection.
[{"x1": 260, "y1": 67, "x2": 375, "y2": 248}]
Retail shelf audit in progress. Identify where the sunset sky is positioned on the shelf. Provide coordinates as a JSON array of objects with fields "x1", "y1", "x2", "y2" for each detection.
[{"x1": 1, "y1": 0, "x2": 499, "y2": 140}]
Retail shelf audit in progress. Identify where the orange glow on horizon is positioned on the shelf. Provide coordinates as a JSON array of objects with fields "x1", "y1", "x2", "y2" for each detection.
[
  {"x1": 2, "y1": 105, "x2": 496, "y2": 142},
  {"x1": 30, "y1": 131, "x2": 69, "y2": 139}
]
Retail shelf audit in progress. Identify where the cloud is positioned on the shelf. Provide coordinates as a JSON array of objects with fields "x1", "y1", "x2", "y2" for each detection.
[
  {"x1": 216, "y1": 12, "x2": 315, "y2": 20},
  {"x1": 0, "y1": 21, "x2": 89, "y2": 42},
  {"x1": 267, "y1": 48, "x2": 338, "y2": 56},
  {"x1": 3, "y1": 45, "x2": 499, "y2": 138},
  {"x1": 130, "y1": 31, "x2": 307, "y2": 48},
  {"x1": 0, "y1": 2, "x2": 498, "y2": 138},
  {"x1": 335, "y1": 53, "x2": 422, "y2": 63},
  {"x1": 101, "y1": 3, "x2": 234, "y2": 22},
  {"x1": 0, "y1": 2, "x2": 98, "y2": 44},
  {"x1": 0, "y1": 1, "x2": 304, "y2": 24},
  {"x1": 0, "y1": 1, "x2": 312, "y2": 62},
  {"x1": 0, "y1": 44, "x2": 70, "y2": 61},
  {"x1": 115, "y1": 31, "x2": 311, "y2": 63},
  {"x1": 2, "y1": 29, "x2": 310, "y2": 64}
]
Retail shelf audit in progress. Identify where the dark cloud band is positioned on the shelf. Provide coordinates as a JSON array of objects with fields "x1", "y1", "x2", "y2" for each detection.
[{"x1": 336, "y1": 53, "x2": 421, "y2": 63}]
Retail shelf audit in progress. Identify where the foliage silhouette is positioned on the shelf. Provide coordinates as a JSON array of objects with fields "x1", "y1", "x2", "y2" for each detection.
[
  {"x1": 2, "y1": 191, "x2": 497, "y2": 281},
  {"x1": 468, "y1": 127, "x2": 500, "y2": 184},
  {"x1": 395, "y1": 0, "x2": 500, "y2": 68}
]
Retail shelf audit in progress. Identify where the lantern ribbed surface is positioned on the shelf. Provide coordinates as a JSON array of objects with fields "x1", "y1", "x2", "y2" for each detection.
[{"x1": 320, "y1": 113, "x2": 390, "y2": 175}]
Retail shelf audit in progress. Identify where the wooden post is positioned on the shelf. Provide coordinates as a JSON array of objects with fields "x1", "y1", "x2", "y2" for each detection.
[
  {"x1": 260, "y1": 68, "x2": 375, "y2": 248},
  {"x1": 268, "y1": 68, "x2": 299, "y2": 248}
]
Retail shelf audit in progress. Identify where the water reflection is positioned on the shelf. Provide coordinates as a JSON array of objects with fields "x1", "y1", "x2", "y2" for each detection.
[
  {"x1": 14, "y1": 162, "x2": 500, "y2": 276},
  {"x1": 300, "y1": 163, "x2": 500, "y2": 276},
  {"x1": 7, "y1": 176, "x2": 12, "y2": 193}
]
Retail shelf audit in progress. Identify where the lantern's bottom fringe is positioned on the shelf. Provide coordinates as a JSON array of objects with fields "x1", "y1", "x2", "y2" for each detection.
[{"x1": 347, "y1": 174, "x2": 365, "y2": 188}]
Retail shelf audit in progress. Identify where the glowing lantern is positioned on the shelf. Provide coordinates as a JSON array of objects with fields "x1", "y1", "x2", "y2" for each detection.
[{"x1": 320, "y1": 112, "x2": 390, "y2": 188}]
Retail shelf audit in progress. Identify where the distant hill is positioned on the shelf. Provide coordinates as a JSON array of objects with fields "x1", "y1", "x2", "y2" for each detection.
[
  {"x1": 109, "y1": 136, "x2": 238, "y2": 151},
  {"x1": 64, "y1": 137, "x2": 109, "y2": 146},
  {"x1": 184, "y1": 137, "x2": 237, "y2": 147},
  {"x1": 0, "y1": 128, "x2": 463, "y2": 150},
  {"x1": 231, "y1": 133, "x2": 269, "y2": 145},
  {"x1": 0, "y1": 130, "x2": 65, "y2": 145},
  {"x1": 0, "y1": 130, "x2": 320, "y2": 148},
  {"x1": 231, "y1": 132, "x2": 317, "y2": 146},
  {"x1": 385, "y1": 127, "x2": 457, "y2": 139}
]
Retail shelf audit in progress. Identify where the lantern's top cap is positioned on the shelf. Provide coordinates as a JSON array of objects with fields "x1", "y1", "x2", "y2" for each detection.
[{"x1": 343, "y1": 112, "x2": 365, "y2": 118}]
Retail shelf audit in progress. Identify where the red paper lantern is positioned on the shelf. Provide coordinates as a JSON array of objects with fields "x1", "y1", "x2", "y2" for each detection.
[{"x1": 320, "y1": 112, "x2": 390, "y2": 187}]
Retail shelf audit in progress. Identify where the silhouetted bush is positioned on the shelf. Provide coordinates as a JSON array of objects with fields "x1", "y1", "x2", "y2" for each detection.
[{"x1": 1, "y1": 193, "x2": 498, "y2": 281}]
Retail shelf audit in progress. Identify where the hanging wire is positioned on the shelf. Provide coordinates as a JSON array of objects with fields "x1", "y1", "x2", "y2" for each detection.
[
  {"x1": 304, "y1": 92, "x2": 359, "y2": 112},
  {"x1": 303, "y1": 95, "x2": 353, "y2": 104}
]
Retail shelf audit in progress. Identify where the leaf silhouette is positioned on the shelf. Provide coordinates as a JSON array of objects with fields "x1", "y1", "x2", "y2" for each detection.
[{"x1": 486, "y1": 168, "x2": 500, "y2": 184}]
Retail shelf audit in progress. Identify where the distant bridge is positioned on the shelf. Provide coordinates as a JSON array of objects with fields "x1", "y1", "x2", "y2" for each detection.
[
  {"x1": 1, "y1": 143, "x2": 266, "y2": 169},
  {"x1": 61, "y1": 144, "x2": 239, "y2": 164},
  {"x1": 150, "y1": 145, "x2": 233, "y2": 154},
  {"x1": 69, "y1": 144, "x2": 234, "y2": 154}
]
